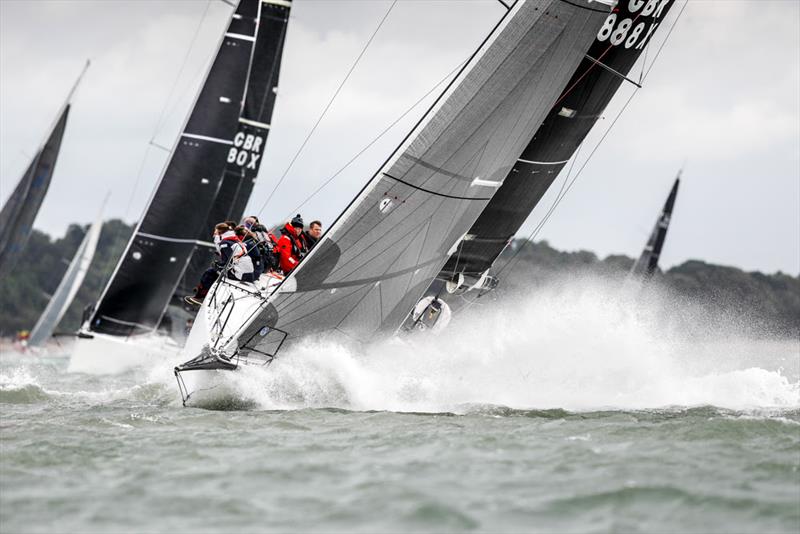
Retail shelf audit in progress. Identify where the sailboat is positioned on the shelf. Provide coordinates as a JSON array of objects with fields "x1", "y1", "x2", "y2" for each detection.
[
  {"x1": 175, "y1": 0, "x2": 614, "y2": 401},
  {"x1": 28, "y1": 198, "x2": 106, "y2": 347},
  {"x1": 404, "y1": 0, "x2": 677, "y2": 331},
  {"x1": 630, "y1": 172, "x2": 680, "y2": 278},
  {"x1": 0, "y1": 61, "x2": 89, "y2": 279},
  {"x1": 69, "y1": 0, "x2": 292, "y2": 374}
]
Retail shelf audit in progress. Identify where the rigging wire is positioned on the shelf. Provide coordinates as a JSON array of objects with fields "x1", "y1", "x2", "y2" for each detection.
[
  {"x1": 124, "y1": 0, "x2": 213, "y2": 220},
  {"x1": 255, "y1": 0, "x2": 399, "y2": 220},
  {"x1": 282, "y1": 58, "x2": 468, "y2": 222},
  {"x1": 492, "y1": 0, "x2": 689, "y2": 280}
]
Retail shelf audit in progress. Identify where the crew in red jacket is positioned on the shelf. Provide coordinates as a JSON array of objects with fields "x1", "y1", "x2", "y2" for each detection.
[{"x1": 275, "y1": 214, "x2": 307, "y2": 273}]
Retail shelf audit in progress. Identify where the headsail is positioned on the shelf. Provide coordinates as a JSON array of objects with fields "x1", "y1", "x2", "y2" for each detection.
[
  {"x1": 431, "y1": 0, "x2": 675, "y2": 290},
  {"x1": 173, "y1": 0, "x2": 291, "y2": 313},
  {"x1": 0, "y1": 61, "x2": 89, "y2": 279},
  {"x1": 197, "y1": 0, "x2": 611, "y2": 358},
  {"x1": 631, "y1": 173, "x2": 680, "y2": 278},
  {"x1": 28, "y1": 199, "x2": 106, "y2": 347},
  {"x1": 88, "y1": 0, "x2": 264, "y2": 336}
]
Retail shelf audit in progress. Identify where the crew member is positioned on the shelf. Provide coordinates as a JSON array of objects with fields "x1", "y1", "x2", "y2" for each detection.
[
  {"x1": 275, "y1": 214, "x2": 307, "y2": 273},
  {"x1": 302, "y1": 220, "x2": 322, "y2": 251}
]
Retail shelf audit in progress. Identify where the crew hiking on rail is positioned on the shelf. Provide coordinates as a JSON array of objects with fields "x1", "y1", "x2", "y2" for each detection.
[{"x1": 184, "y1": 214, "x2": 323, "y2": 307}]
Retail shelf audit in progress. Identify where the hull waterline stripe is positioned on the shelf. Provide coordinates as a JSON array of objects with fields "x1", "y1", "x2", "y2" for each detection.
[
  {"x1": 239, "y1": 117, "x2": 271, "y2": 129},
  {"x1": 137, "y1": 232, "x2": 215, "y2": 247},
  {"x1": 181, "y1": 133, "x2": 233, "y2": 145},
  {"x1": 517, "y1": 158, "x2": 570, "y2": 165},
  {"x1": 226, "y1": 32, "x2": 256, "y2": 42}
]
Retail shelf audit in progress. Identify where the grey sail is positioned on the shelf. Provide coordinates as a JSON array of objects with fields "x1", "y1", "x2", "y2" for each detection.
[
  {"x1": 87, "y1": 0, "x2": 262, "y2": 337},
  {"x1": 0, "y1": 62, "x2": 88, "y2": 279},
  {"x1": 631, "y1": 173, "x2": 680, "y2": 278},
  {"x1": 29, "y1": 204, "x2": 105, "y2": 347},
  {"x1": 236, "y1": 0, "x2": 610, "y2": 352}
]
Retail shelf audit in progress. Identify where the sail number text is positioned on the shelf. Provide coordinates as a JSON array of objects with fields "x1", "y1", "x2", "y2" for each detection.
[
  {"x1": 597, "y1": 0, "x2": 671, "y2": 49},
  {"x1": 227, "y1": 132, "x2": 264, "y2": 170}
]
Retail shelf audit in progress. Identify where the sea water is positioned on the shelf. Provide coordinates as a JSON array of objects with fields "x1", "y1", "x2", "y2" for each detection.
[{"x1": 1, "y1": 280, "x2": 798, "y2": 533}]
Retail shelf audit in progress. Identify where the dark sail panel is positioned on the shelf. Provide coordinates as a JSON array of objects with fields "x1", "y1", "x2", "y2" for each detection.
[
  {"x1": 437, "y1": 0, "x2": 676, "y2": 283},
  {"x1": 0, "y1": 106, "x2": 70, "y2": 279},
  {"x1": 90, "y1": 0, "x2": 260, "y2": 336},
  {"x1": 175, "y1": 0, "x2": 291, "y2": 304},
  {"x1": 631, "y1": 174, "x2": 680, "y2": 278}
]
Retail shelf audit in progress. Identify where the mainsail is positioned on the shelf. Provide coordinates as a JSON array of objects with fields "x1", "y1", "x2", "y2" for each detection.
[
  {"x1": 172, "y1": 0, "x2": 291, "y2": 313},
  {"x1": 631, "y1": 173, "x2": 680, "y2": 278},
  {"x1": 28, "y1": 201, "x2": 105, "y2": 347},
  {"x1": 189, "y1": 0, "x2": 611, "y2": 362},
  {"x1": 88, "y1": 0, "x2": 274, "y2": 336},
  {"x1": 0, "y1": 61, "x2": 89, "y2": 279},
  {"x1": 430, "y1": 0, "x2": 676, "y2": 291}
]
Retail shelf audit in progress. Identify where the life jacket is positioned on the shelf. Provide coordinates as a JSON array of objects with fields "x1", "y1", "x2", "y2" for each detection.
[
  {"x1": 251, "y1": 224, "x2": 280, "y2": 272},
  {"x1": 275, "y1": 223, "x2": 306, "y2": 273},
  {"x1": 218, "y1": 231, "x2": 254, "y2": 281}
]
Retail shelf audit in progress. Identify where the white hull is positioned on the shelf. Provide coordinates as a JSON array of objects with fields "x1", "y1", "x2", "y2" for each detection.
[{"x1": 68, "y1": 330, "x2": 181, "y2": 375}]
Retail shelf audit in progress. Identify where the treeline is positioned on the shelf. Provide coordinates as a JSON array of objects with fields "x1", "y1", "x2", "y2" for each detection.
[{"x1": 0, "y1": 222, "x2": 798, "y2": 338}]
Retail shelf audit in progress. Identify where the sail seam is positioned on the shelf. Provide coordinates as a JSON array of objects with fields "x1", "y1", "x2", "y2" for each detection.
[
  {"x1": 226, "y1": 32, "x2": 256, "y2": 42},
  {"x1": 383, "y1": 173, "x2": 491, "y2": 201}
]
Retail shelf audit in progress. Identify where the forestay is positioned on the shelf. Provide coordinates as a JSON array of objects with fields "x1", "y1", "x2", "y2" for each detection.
[
  {"x1": 631, "y1": 173, "x2": 680, "y2": 278},
  {"x1": 209, "y1": 0, "x2": 610, "y2": 354},
  {"x1": 89, "y1": 0, "x2": 261, "y2": 336},
  {"x1": 434, "y1": 0, "x2": 676, "y2": 287},
  {"x1": 29, "y1": 204, "x2": 105, "y2": 346}
]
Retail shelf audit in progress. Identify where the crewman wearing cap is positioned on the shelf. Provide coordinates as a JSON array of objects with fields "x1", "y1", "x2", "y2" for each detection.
[{"x1": 275, "y1": 214, "x2": 307, "y2": 273}]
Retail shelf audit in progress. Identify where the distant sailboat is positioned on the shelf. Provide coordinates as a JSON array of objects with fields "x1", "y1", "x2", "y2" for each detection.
[
  {"x1": 28, "y1": 198, "x2": 106, "y2": 347},
  {"x1": 631, "y1": 172, "x2": 680, "y2": 279},
  {"x1": 175, "y1": 0, "x2": 614, "y2": 399},
  {"x1": 70, "y1": 0, "x2": 291, "y2": 374},
  {"x1": 0, "y1": 61, "x2": 89, "y2": 279}
]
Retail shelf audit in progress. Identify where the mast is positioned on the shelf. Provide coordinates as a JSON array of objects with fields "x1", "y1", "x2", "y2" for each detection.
[
  {"x1": 631, "y1": 172, "x2": 680, "y2": 278},
  {"x1": 0, "y1": 60, "x2": 89, "y2": 279},
  {"x1": 87, "y1": 0, "x2": 262, "y2": 337},
  {"x1": 28, "y1": 195, "x2": 107, "y2": 346},
  {"x1": 171, "y1": 0, "x2": 291, "y2": 315}
]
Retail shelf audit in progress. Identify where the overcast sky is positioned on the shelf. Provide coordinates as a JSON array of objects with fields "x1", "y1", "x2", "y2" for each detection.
[{"x1": 1, "y1": 0, "x2": 798, "y2": 275}]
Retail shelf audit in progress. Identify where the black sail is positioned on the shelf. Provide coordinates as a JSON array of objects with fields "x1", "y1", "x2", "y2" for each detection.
[
  {"x1": 89, "y1": 0, "x2": 261, "y2": 336},
  {"x1": 239, "y1": 0, "x2": 610, "y2": 349},
  {"x1": 174, "y1": 0, "x2": 291, "y2": 306},
  {"x1": 0, "y1": 102, "x2": 71, "y2": 279},
  {"x1": 631, "y1": 174, "x2": 679, "y2": 278},
  {"x1": 435, "y1": 0, "x2": 676, "y2": 284}
]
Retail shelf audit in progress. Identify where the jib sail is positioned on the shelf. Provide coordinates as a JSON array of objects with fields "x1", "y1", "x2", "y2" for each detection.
[
  {"x1": 232, "y1": 0, "x2": 610, "y2": 350},
  {"x1": 631, "y1": 173, "x2": 680, "y2": 278},
  {"x1": 29, "y1": 201, "x2": 105, "y2": 346},
  {"x1": 0, "y1": 62, "x2": 88, "y2": 279},
  {"x1": 434, "y1": 0, "x2": 675, "y2": 287},
  {"x1": 89, "y1": 0, "x2": 263, "y2": 336},
  {"x1": 173, "y1": 0, "x2": 291, "y2": 312}
]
